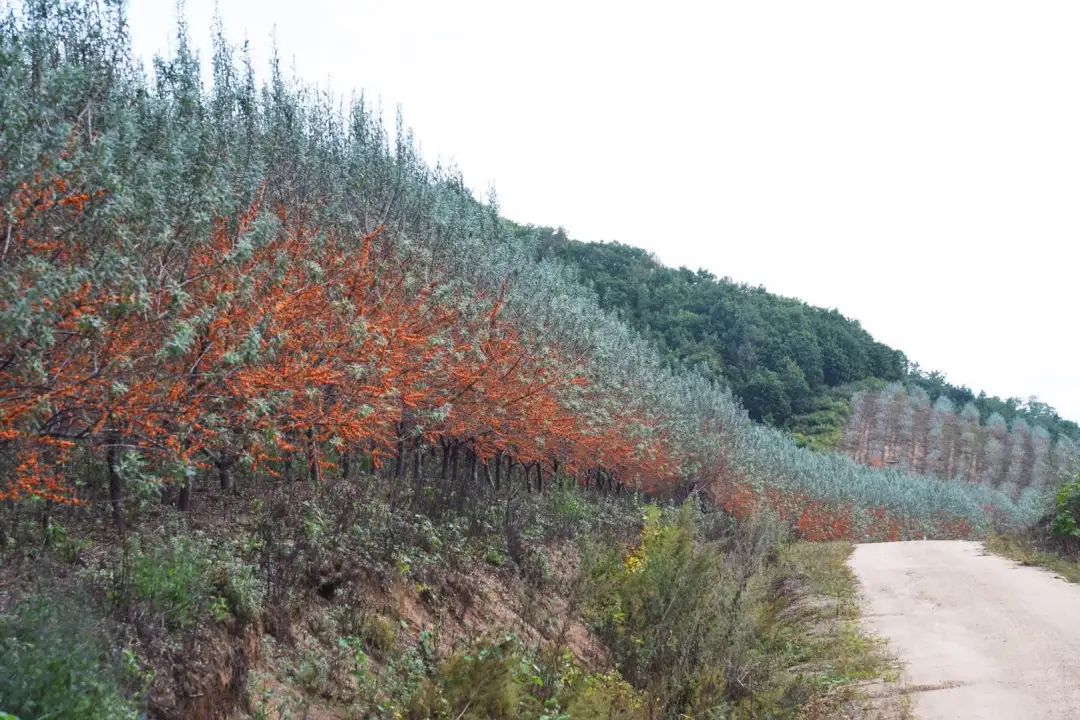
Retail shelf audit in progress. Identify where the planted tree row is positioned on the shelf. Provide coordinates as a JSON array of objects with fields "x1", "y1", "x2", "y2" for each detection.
[
  {"x1": 843, "y1": 384, "x2": 1080, "y2": 495},
  {"x1": 1, "y1": 174, "x2": 675, "y2": 521},
  {"x1": 0, "y1": 0, "x2": 1048, "y2": 540}
]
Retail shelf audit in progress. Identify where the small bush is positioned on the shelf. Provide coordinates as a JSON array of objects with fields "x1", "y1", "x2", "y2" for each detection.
[
  {"x1": 42, "y1": 521, "x2": 91, "y2": 564},
  {"x1": 207, "y1": 554, "x2": 264, "y2": 623},
  {"x1": 406, "y1": 636, "x2": 645, "y2": 720},
  {"x1": 519, "y1": 545, "x2": 552, "y2": 587},
  {"x1": 565, "y1": 671, "x2": 644, "y2": 720},
  {"x1": 295, "y1": 649, "x2": 333, "y2": 697},
  {"x1": 0, "y1": 596, "x2": 140, "y2": 720},
  {"x1": 126, "y1": 533, "x2": 263, "y2": 630},
  {"x1": 546, "y1": 483, "x2": 596, "y2": 537},
  {"x1": 579, "y1": 503, "x2": 784, "y2": 717},
  {"x1": 349, "y1": 644, "x2": 430, "y2": 719},
  {"x1": 407, "y1": 636, "x2": 543, "y2": 720},
  {"x1": 361, "y1": 612, "x2": 399, "y2": 655},
  {"x1": 128, "y1": 535, "x2": 207, "y2": 629},
  {"x1": 1051, "y1": 476, "x2": 1080, "y2": 540}
]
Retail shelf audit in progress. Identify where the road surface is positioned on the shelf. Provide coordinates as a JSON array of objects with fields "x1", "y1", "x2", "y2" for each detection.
[{"x1": 849, "y1": 540, "x2": 1080, "y2": 719}]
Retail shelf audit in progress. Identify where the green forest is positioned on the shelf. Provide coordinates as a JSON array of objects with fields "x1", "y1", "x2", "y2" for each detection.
[{"x1": 530, "y1": 228, "x2": 1080, "y2": 449}]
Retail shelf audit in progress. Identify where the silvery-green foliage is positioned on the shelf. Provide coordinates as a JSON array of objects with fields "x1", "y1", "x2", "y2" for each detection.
[{"x1": 0, "y1": 0, "x2": 1047, "y2": 535}]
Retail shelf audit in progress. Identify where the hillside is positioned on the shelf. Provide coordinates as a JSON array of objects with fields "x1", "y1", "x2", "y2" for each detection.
[
  {"x1": 1, "y1": 0, "x2": 1034, "y2": 556},
  {"x1": 0, "y1": 2, "x2": 1062, "y2": 718},
  {"x1": 528, "y1": 227, "x2": 904, "y2": 427},
  {"x1": 530, "y1": 229, "x2": 1080, "y2": 456}
]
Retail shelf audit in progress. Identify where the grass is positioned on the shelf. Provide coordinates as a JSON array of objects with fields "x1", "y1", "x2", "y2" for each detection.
[
  {"x1": 985, "y1": 534, "x2": 1080, "y2": 584},
  {"x1": 1, "y1": 481, "x2": 913, "y2": 720},
  {"x1": 761, "y1": 541, "x2": 907, "y2": 718},
  {"x1": 778, "y1": 541, "x2": 891, "y2": 682}
]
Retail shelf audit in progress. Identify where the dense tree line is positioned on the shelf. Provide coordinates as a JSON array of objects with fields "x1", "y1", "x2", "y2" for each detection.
[
  {"x1": 532, "y1": 231, "x2": 1080, "y2": 448},
  {"x1": 0, "y1": 0, "x2": 1043, "y2": 541},
  {"x1": 0, "y1": 1, "x2": 676, "y2": 520},
  {"x1": 908, "y1": 367, "x2": 1080, "y2": 441},
  {"x1": 844, "y1": 384, "x2": 1080, "y2": 496},
  {"x1": 530, "y1": 230, "x2": 906, "y2": 424}
]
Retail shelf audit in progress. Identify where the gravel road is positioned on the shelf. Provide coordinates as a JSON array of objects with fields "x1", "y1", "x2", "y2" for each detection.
[{"x1": 849, "y1": 540, "x2": 1080, "y2": 719}]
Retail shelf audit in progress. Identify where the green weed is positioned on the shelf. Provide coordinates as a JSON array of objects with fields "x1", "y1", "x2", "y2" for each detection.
[
  {"x1": 0, "y1": 596, "x2": 141, "y2": 720},
  {"x1": 125, "y1": 533, "x2": 263, "y2": 630}
]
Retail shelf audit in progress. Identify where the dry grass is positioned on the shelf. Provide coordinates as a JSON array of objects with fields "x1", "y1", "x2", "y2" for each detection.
[
  {"x1": 756, "y1": 541, "x2": 912, "y2": 719},
  {"x1": 985, "y1": 534, "x2": 1080, "y2": 584}
]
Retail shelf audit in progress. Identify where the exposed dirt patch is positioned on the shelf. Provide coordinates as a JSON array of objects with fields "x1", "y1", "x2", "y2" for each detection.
[
  {"x1": 236, "y1": 539, "x2": 607, "y2": 719},
  {"x1": 148, "y1": 621, "x2": 262, "y2": 720}
]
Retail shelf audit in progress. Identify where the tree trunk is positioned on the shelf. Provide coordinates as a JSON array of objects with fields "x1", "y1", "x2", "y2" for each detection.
[
  {"x1": 177, "y1": 466, "x2": 194, "y2": 512},
  {"x1": 216, "y1": 454, "x2": 234, "y2": 494},
  {"x1": 412, "y1": 442, "x2": 425, "y2": 506},
  {"x1": 466, "y1": 449, "x2": 476, "y2": 495},
  {"x1": 106, "y1": 430, "x2": 124, "y2": 531},
  {"x1": 395, "y1": 424, "x2": 406, "y2": 479},
  {"x1": 440, "y1": 440, "x2": 451, "y2": 481},
  {"x1": 307, "y1": 428, "x2": 319, "y2": 483}
]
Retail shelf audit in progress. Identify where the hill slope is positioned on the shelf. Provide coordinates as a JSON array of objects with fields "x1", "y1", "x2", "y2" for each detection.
[
  {"x1": 1, "y1": 0, "x2": 1036, "y2": 544},
  {"x1": 0, "y1": 2, "x2": 1062, "y2": 718},
  {"x1": 529, "y1": 228, "x2": 1079, "y2": 457},
  {"x1": 529, "y1": 227, "x2": 905, "y2": 425}
]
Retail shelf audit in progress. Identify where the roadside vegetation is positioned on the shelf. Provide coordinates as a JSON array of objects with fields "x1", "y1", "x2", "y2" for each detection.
[
  {"x1": 0, "y1": 475, "x2": 895, "y2": 719},
  {"x1": 987, "y1": 475, "x2": 1080, "y2": 584}
]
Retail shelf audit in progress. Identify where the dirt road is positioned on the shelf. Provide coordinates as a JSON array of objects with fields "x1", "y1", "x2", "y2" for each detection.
[{"x1": 849, "y1": 540, "x2": 1080, "y2": 719}]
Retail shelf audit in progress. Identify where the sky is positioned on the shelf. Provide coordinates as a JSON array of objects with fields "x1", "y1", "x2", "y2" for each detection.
[{"x1": 127, "y1": 0, "x2": 1080, "y2": 418}]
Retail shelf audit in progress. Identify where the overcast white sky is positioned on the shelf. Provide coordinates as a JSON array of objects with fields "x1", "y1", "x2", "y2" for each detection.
[{"x1": 127, "y1": 1, "x2": 1080, "y2": 418}]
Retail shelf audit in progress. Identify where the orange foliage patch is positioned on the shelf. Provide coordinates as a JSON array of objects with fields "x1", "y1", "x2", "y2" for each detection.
[{"x1": 1, "y1": 170, "x2": 677, "y2": 504}]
